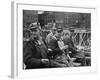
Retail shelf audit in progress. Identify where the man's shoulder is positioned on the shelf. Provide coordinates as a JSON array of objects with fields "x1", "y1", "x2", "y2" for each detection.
[
  {"x1": 63, "y1": 37, "x2": 72, "y2": 43},
  {"x1": 25, "y1": 41, "x2": 35, "y2": 47},
  {"x1": 47, "y1": 32, "x2": 53, "y2": 37},
  {"x1": 63, "y1": 37, "x2": 70, "y2": 41}
]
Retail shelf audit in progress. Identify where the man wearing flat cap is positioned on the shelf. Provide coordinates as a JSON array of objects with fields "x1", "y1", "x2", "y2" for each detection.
[
  {"x1": 23, "y1": 22, "x2": 50, "y2": 69},
  {"x1": 46, "y1": 25, "x2": 69, "y2": 67},
  {"x1": 46, "y1": 25, "x2": 63, "y2": 56}
]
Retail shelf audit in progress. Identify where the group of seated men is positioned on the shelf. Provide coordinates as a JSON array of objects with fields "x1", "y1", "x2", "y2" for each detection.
[{"x1": 23, "y1": 22, "x2": 86, "y2": 69}]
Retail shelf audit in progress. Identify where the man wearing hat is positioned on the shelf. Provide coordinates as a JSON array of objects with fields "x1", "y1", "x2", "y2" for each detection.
[
  {"x1": 46, "y1": 26, "x2": 69, "y2": 67},
  {"x1": 46, "y1": 25, "x2": 57, "y2": 45},
  {"x1": 23, "y1": 22, "x2": 50, "y2": 69},
  {"x1": 63, "y1": 29, "x2": 86, "y2": 66},
  {"x1": 46, "y1": 25, "x2": 63, "y2": 56}
]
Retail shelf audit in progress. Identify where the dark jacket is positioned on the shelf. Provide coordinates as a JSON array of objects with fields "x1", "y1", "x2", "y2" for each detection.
[
  {"x1": 63, "y1": 37, "x2": 85, "y2": 58},
  {"x1": 23, "y1": 40, "x2": 49, "y2": 69},
  {"x1": 63, "y1": 37, "x2": 77, "y2": 54},
  {"x1": 47, "y1": 38, "x2": 62, "y2": 57}
]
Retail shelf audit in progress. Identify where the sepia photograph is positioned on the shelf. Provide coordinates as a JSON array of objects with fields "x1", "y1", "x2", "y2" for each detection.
[{"x1": 23, "y1": 10, "x2": 91, "y2": 69}]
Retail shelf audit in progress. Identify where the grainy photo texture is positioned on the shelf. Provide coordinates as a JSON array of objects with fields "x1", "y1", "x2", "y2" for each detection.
[{"x1": 23, "y1": 10, "x2": 91, "y2": 69}]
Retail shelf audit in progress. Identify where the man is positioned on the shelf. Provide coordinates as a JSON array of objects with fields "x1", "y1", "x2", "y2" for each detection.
[
  {"x1": 63, "y1": 30, "x2": 86, "y2": 66},
  {"x1": 46, "y1": 25, "x2": 57, "y2": 45},
  {"x1": 47, "y1": 26, "x2": 69, "y2": 67},
  {"x1": 23, "y1": 22, "x2": 50, "y2": 69},
  {"x1": 47, "y1": 26, "x2": 63, "y2": 57}
]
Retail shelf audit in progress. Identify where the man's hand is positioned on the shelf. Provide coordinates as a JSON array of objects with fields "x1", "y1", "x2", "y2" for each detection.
[
  {"x1": 62, "y1": 45, "x2": 68, "y2": 50},
  {"x1": 41, "y1": 59, "x2": 49, "y2": 65},
  {"x1": 48, "y1": 48, "x2": 52, "y2": 51}
]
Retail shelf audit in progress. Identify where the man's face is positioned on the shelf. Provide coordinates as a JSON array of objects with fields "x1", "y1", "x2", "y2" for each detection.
[
  {"x1": 30, "y1": 28, "x2": 40, "y2": 40},
  {"x1": 57, "y1": 29, "x2": 63, "y2": 36},
  {"x1": 52, "y1": 29, "x2": 56, "y2": 35},
  {"x1": 56, "y1": 30, "x2": 63, "y2": 40}
]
